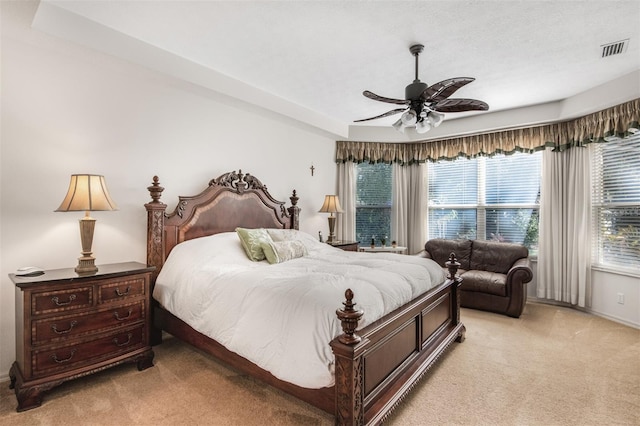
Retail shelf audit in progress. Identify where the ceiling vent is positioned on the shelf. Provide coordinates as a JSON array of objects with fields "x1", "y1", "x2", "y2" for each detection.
[{"x1": 601, "y1": 39, "x2": 629, "y2": 58}]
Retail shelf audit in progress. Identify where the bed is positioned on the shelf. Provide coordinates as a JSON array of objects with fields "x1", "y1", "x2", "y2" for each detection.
[{"x1": 145, "y1": 170, "x2": 465, "y2": 425}]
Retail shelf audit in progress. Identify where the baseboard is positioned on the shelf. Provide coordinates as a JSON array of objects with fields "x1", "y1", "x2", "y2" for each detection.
[
  {"x1": 528, "y1": 297, "x2": 640, "y2": 329},
  {"x1": 582, "y1": 308, "x2": 640, "y2": 329},
  {"x1": 0, "y1": 373, "x2": 9, "y2": 384}
]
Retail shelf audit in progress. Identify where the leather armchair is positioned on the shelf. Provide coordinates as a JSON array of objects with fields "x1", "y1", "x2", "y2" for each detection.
[{"x1": 423, "y1": 239, "x2": 533, "y2": 318}]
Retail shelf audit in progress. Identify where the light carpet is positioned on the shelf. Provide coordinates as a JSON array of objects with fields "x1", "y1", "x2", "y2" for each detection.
[{"x1": 1, "y1": 302, "x2": 638, "y2": 425}]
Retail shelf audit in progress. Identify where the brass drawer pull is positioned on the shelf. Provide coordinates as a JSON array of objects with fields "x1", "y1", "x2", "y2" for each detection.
[
  {"x1": 115, "y1": 286, "x2": 131, "y2": 297},
  {"x1": 51, "y1": 294, "x2": 77, "y2": 306},
  {"x1": 51, "y1": 349, "x2": 76, "y2": 364},
  {"x1": 113, "y1": 333, "x2": 133, "y2": 347},
  {"x1": 114, "y1": 309, "x2": 133, "y2": 321},
  {"x1": 51, "y1": 320, "x2": 78, "y2": 335}
]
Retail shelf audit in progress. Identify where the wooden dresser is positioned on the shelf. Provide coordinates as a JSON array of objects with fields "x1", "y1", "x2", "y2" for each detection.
[{"x1": 8, "y1": 262, "x2": 155, "y2": 411}]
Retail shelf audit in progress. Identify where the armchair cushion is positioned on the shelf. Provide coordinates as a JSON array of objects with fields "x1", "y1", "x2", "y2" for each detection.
[{"x1": 459, "y1": 270, "x2": 507, "y2": 297}]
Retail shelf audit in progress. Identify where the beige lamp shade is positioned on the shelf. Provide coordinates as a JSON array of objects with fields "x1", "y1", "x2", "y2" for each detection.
[
  {"x1": 56, "y1": 174, "x2": 117, "y2": 274},
  {"x1": 56, "y1": 174, "x2": 117, "y2": 212},
  {"x1": 318, "y1": 195, "x2": 344, "y2": 215}
]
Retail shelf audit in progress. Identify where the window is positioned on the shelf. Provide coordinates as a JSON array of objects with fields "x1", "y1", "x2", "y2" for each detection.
[
  {"x1": 355, "y1": 153, "x2": 541, "y2": 252},
  {"x1": 428, "y1": 152, "x2": 542, "y2": 254},
  {"x1": 356, "y1": 163, "x2": 392, "y2": 245},
  {"x1": 592, "y1": 133, "x2": 640, "y2": 270}
]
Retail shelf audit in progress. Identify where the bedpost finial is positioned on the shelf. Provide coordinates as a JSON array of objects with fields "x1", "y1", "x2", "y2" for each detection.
[
  {"x1": 345, "y1": 288, "x2": 354, "y2": 303},
  {"x1": 445, "y1": 252, "x2": 461, "y2": 280},
  {"x1": 287, "y1": 189, "x2": 300, "y2": 230},
  {"x1": 336, "y1": 288, "x2": 364, "y2": 345},
  {"x1": 148, "y1": 176, "x2": 164, "y2": 203}
]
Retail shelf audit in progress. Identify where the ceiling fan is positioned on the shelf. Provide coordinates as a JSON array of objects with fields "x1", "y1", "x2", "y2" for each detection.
[{"x1": 355, "y1": 44, "x2": 489, "y2": 133}]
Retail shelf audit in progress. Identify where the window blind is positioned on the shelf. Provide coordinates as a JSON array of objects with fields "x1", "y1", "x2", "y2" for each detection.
[
  {"x1": 592, "y1": 134, "x2": 640, "y2": 269},
  {"x1": 356, "y1": 163, "x2": 392, "y2": 244},
  {"x1": 427, "y1": 152, "x2": 541, "y2": 251}
]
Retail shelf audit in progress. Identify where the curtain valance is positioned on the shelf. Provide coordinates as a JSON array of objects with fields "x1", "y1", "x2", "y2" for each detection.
[{"x1": 336, "y1": 98, "x2": 639, "y2": 164}]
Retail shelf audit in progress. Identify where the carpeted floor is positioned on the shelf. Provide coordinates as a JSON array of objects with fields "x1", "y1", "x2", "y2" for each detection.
[{"x1": 1, "y1": 302, "x2": 638, "y2": 425}]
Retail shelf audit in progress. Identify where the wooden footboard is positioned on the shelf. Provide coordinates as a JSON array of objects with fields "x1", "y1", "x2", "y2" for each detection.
[
  {"x1": 154, "y1": 274, "x2": 464, "y2": 426},
  {"x1": 332, "y1": 257, "x2": 465, "y2": 425}
]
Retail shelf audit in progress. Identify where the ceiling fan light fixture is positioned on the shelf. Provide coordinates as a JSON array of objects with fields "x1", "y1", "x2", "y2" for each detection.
[
  {"x1": 427, "y1": 110, "x2": 445, "y2": 127},
  {"x1": 392, "y1": 118, "x2": 406, "y2": 133},
  {"x1": 415, "y1": 120, "x2": 431, "y2": 134},
  {"x1": 401, "y1": 110, "x2": 417, "y2": 125}
]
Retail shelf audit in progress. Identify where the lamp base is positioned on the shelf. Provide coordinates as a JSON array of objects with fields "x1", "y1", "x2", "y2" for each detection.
[
  {"x1": 76, "y1": 257, "x2": 98, "y2": 274},
  {"x1": 76, "y1": 214, "x2": 98, "y2": 275},
  {"x1": 327, "y1": 216, "x2": 337, "y2": 243}
]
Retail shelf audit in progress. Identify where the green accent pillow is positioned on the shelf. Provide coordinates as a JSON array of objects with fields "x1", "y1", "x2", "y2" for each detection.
[
  {"x1": 236, "y1": 228, "x2": 273, "y2": 261},
  {"x1": 261, "y1": 240, "x2": 308, "y2": 264}
]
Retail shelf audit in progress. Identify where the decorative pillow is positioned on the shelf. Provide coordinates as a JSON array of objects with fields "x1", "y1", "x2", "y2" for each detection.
[
  {"x1": 236, "y1": 228, "x2": 273, "y2": 261},
  {"x1": 266, "y1": 228, "x2": 300, "y2": 242},
  {"x1": 261, "y1": 240, "x2": 307, "y2": 264}
]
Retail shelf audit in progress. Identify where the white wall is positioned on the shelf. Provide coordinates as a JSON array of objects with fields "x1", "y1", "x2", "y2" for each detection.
[
  {"x1": 589, "y1": 269, "x2": 639, "y2": 327},
  {"x1": 0, "y1": 2, "x2": 337, "y2": 381}
]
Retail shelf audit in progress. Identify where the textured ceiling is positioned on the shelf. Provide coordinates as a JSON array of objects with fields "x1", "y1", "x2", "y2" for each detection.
[{"x1": 37, "y1": 1, "x2": 640, "y2": 134}]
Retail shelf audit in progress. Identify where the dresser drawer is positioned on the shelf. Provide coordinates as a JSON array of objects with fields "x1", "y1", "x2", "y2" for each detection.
[
  {"x1": 32, "y1": 325, "x2": 145, "y2": 377},
  {"x1": 98, "y1": 277, "x2": 145, "y2": 304},
  {"x1": 31, "y1": 287, "x2": 93, "y2": 316},
  {"x1": 32, "y1": 301, "x2": 145, "y2": 345}
]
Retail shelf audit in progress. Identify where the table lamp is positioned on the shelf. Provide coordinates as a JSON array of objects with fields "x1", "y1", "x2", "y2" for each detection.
[
  {"x1": 56, "y1": 174, "x2": 117, "y2": 274},
  {"x1": 318, "y1": 195, "x2": 343, "y2": 243}
]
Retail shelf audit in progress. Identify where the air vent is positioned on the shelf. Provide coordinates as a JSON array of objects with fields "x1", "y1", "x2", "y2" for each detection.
[{"x1": 601, "y1": 39, "x2": 629, "y2": 58}]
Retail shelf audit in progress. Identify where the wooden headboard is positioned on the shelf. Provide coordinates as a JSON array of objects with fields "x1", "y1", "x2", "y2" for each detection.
[{"x1": 145, "y1": 170, "x2": 300, "y2": 277}]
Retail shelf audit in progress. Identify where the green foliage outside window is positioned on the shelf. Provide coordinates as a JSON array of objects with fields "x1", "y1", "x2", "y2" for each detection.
[{"x1": 356, "y1": 163, "x2": 392, "y2": 246}]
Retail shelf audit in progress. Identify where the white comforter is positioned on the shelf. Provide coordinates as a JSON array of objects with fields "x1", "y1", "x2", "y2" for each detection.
[{"x1": 153, "y1": 230, "x2": 445, "y2": 389}]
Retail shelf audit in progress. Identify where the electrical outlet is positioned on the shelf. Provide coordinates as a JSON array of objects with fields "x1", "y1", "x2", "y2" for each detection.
[{"x1": 617, "y1": 293, "x2": 625, "y2": 304}]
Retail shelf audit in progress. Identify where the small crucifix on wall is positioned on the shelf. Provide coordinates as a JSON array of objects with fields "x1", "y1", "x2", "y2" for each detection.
[{"x1": 310, "y1": 164, "x2": 315, "y2": 176}]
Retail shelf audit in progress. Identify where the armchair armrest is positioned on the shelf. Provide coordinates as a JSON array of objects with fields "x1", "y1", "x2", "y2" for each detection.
[
  {"x1": 504, "y1": 257, "x2": 533, "y2": 318},
  {"x1": 507, "y1": 257, "x2": 533, "y2": 285}
]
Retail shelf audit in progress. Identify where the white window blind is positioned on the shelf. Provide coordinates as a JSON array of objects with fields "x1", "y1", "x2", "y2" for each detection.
[
  {"x1": 592, "y1": 134, "x2": 640, "y2": 270},
  {"x1": 428, "y1": 158, "x2": 478, "y2": 240},
  {"x1": 428, "y1": 152, "x2": 541, "y2": 253}
]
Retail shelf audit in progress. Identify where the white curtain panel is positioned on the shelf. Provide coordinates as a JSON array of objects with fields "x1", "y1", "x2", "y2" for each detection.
[
  {"x1": 537, "y1": 146, "x2": 592, "y2": 307},
  {"x1": 336, "y1": 162, "x2": 356, "y2": 242},
  {"x1": 391, "y1": 163, "x2": 427, "y2": 255}
]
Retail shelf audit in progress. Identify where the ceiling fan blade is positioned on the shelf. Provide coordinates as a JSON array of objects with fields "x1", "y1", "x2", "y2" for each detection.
[
  {"x1": 354, "y1": 108, "x2": 407, "y2": 122},
  {"x1": 422, "y1": 78, "x2": 475, "y2": 102},
  {"x1": 431, "y1": 98, "x2": 489, "y2": 113},
  {"x1": 363, "y1": 90, "x2": 410, "y2": 105}
]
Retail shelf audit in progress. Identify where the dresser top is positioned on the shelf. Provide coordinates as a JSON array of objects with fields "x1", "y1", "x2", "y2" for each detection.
[{"x1": 9, "y1": 262, "x2": 154, "y2": 288}]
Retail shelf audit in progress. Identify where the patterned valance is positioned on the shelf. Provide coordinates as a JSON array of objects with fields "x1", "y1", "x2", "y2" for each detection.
[{"x1": 336, "y1": 98, "x2": 640, "y2": 164}]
